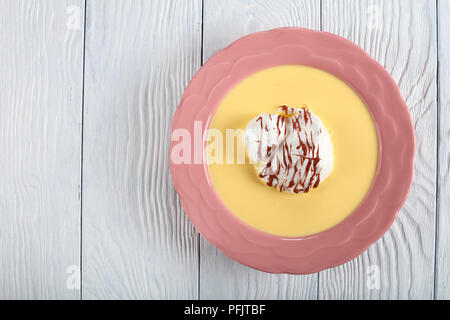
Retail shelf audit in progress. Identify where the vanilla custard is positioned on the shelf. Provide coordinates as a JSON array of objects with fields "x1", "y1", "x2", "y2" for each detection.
[{"x1": 207, "y1": 65, "x2": 379, "y2": 237}]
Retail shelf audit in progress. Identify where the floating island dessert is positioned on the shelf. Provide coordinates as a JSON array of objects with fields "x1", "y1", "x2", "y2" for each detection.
[{"x1": 244, "y1": 105, "x2": 334, "y2": 194}]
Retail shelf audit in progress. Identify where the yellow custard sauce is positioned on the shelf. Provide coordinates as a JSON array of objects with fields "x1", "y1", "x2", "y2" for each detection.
[{"x1": 207, "y1": 65, "x2": 379, "y2": 237}]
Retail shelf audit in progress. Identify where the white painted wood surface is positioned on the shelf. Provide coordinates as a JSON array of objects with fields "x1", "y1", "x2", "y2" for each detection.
[
  {"x1": 81, "y1": 0, "x2": 201, "y2": 299},
  {"x1": 437, "y1": 0, "x2": 450, "y2": 300},
  {"x1": 0, "y1": 0, "x2": 447, "y2": 299},
  {"x1": 319, "y1": 0, "x2": 437, "y2": 300},
  {"x1": 0, "y1": 0, "x2": 84, "y2": 299},
  {"x1": 200, "y1": 0, "x2": 320, "y2": 300}
]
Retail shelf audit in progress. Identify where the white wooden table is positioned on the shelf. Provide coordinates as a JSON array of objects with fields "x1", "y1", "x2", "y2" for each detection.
[{"x1": 0, "y1": 0, "x2": 448, "y2": 300}]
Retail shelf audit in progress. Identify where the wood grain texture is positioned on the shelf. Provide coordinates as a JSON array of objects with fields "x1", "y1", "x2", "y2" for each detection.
[
  {"x1": 0, "y1": 0, "x2": 83, "y2": 299},
  {"x1": 319, "y1": 0, "x2": 437, "y2": 299},
  {"x1": 200, "y1": 0, "x2": 320, "y2": 300},
  {"x1": 0, "y1": 0, "x2": 443, "y2": 300},
  {"x1": 81, "y1": 0, "x2": 202, "y2": 299},
  {"x1": 437, "y1": 0, "x2": 450, "y2": 300}
]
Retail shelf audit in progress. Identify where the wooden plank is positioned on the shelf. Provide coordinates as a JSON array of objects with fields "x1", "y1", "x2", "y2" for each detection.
[
  {"x1": 82, "y1": 0, "x2": 202, "y2": 299},
  {"x1": 437, "y1": 0, "x2": 450, "y2": 300},
  {"x1": 200, "y1": 0, "x2": 320, "y2": 299},
  {"x1": 0, "y1": 0, "x2": 84, "y2": 299},
  {"x1": 320, "y1": 0, "x2": 437, "y2": 299}
]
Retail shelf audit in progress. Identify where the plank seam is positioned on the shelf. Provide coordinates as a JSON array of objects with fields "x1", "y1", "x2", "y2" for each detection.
[
  {"x1": 317, "y1": 0, "x2": 323, "y2": 302},
  {"x1": 80, "y1": 0, "x2": 88, "y2": 301},
  {"x1": 319, "y1": 0, "x2": 323, "y2": 31},
  {"x1": 433, "y1": 0, "x2": 440, "y2": 301}
]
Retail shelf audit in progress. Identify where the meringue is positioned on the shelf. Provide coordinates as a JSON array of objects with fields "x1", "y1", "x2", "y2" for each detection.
[{"x1": 244, "y1": 106, "x2": 333, "y2": 194}]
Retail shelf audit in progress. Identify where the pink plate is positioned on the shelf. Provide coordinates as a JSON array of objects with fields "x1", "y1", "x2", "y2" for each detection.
[{"x1": 170, "y1": 28, "x2": 414, "y2": 274}]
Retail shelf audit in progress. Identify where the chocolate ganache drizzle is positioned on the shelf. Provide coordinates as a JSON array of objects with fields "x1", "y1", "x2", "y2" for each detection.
[{"x1": 244, "y1": 105, "x2": 333, "y2": 194}]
